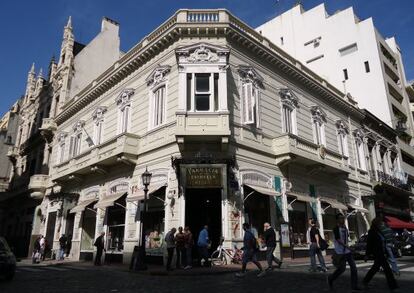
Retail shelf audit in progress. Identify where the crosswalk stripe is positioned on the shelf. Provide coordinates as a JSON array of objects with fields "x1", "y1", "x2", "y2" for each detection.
[{"x1": 400, "y1": 266, "x2": 414, "y2": 272}]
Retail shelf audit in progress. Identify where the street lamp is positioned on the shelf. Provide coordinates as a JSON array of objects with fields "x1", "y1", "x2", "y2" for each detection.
[{"x1": 132, "y1": 167, "x2": 152, "y2": 270}]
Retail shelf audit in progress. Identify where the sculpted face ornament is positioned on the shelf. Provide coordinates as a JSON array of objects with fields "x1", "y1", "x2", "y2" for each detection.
[{"x1": 187, "y1": 45, "x2": 219, "y2": 63}]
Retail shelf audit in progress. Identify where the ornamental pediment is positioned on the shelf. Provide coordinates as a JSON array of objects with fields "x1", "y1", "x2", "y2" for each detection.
[
  {"x1": 176, "y1": 43, "x2": 230, "y2": 64},
  {"x1": 146, "y1": 65, "x2": 171, "y2": 87},
  {"x1": 237, "y1": 65, "x2": 264, "y2": 86},
  {"x1": 310, "y1": 105, "x2": 327, "y2": 123},
  {"x1": 92, "y1": 106, "x2": 107, "y2": 121},
  {"x1": 279, "y1": 88, "x2": 299, "y2": 108},
  {"x1": 115, "y1": 88, "x2": 134, "y2": 109},
  {"x1": 335, "y1": 120, "x2": 349, "y2": 134}
]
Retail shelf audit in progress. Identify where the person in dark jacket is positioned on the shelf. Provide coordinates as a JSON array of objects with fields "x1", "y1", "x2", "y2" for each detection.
[
  {"x1": 263, "y1": 222, "x2": 282, "y2": 271},
  {"x1": 363, "y1": 218, "x2": 398, "y2": 291},
  {"x1": 94, "y1": 232, "x2": 106, "y2": 266},
  {"x1": 58, "y1": 234, "x2": 67, "y2": 260}
]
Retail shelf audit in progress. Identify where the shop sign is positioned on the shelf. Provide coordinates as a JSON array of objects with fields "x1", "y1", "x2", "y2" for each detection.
[
  {"x1": 186, "y1": 167, "x2": 222, "y2": 188},
  {"x1": 280, "y1": 223, "x2": 290, "y2": 248}
]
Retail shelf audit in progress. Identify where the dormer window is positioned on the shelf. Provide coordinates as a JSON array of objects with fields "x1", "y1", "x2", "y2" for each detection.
[{"x1": 311, "y1": 106, "x2": 327, "y2": 146}]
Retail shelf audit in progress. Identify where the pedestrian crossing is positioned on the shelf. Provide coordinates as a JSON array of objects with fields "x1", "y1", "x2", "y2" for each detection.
[{"x1": 290, "y1": 261, "x2": 414, "y2": 273}]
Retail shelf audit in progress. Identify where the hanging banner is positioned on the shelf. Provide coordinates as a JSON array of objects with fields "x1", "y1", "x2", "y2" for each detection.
[{"x1": 309, "y1": 184, "x2": 318, "y2": 219}]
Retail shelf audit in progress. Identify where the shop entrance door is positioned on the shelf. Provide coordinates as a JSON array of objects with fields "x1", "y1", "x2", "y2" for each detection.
[
  {"x1": 185, "y1": 188, "x2": 222, "y2": 251},
  {"x1": 45, "y1": 212, "x2": 57, "y2": 258}
]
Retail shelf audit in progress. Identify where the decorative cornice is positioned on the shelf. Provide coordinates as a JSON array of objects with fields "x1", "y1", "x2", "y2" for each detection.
[{"x1": 146, "y1": 65, "x2": 171, "y2": 87}]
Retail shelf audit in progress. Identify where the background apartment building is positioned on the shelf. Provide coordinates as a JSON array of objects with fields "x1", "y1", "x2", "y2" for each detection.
[{"x1": 257, "y1": 3, "x2": 414, "y2": 222}]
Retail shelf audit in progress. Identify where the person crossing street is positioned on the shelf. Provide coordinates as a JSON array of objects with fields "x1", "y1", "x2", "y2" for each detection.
[{"x1": 263, "y1": 222, "x2": 282, "y2": 271}]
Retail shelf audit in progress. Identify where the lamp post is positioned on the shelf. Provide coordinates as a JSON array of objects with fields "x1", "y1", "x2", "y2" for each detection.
[{"x1": 133, "y1": 167, "x2": 152, "y2": 270}]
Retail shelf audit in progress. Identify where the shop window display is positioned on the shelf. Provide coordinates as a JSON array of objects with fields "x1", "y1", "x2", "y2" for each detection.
[
  {"x1": 244, "y1": 187, "x2": 270, "y2": 239},
  {"x1": 322, "y1": 207, "x2": 337, "y2": 247},
  {"x1": 347, "y1": 214, "x2": 360, "y2": 244}
]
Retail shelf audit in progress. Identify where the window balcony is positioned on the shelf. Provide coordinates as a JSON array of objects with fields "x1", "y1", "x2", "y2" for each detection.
[
  {"x1": 175, "y1": 111, "x2": 230, "y2": 145},
  {"x1": 272, "y1": 133, "x2": 350, "y2": 174},
  {"x1": 28, "y1": 174, "x2": 49, "y2": 199},
  {"x1": 52, "y1": 132, "x2": 140, "y2": 182}
]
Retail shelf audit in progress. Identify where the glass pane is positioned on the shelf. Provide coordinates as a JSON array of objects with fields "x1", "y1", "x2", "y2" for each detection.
[
  {"x1": 196, "y1": 73, "x2": 210, "y2": 92},
  {"x1": 187, "y1": 74, "x2": 192, "y2": 111},
  {"x1": 195, "y1": 94, "x2": 210, "y2": 111},
  {"x1": 214, "y1": 73, "x2": 218, "y2": 111}
]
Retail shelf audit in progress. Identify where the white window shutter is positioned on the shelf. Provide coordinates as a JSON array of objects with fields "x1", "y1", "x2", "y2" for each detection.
[
  {"x1": 243, "y1": 83, "x2": 254, "y2": 125},
  {"x1": 255, "y1": 88, "x2": 261, "y2": 128},
  {"x1": 69, "y1": 136, "x2": 74, "y2": 158}
]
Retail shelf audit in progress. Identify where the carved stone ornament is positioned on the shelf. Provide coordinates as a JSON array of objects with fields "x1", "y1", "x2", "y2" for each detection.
[
  {"x1": 238, "y1": 65, "x2": 264, "y2": 87},
  {"x1": 279, "y1": 88, "x2": 299, "y2": 108},
  {"x1": 72, "y1": 120, "x2": 85, "y2": 133},
  {"x1": 176, "y1": 43, "x2": 230, "y2": 65},
  {"x1": 57, "y1": 131, "x2": 68, "y2": 143},
  {"x1": 92, "y1": 106, "x2": 107, "y2": 122},
  {"x1": 146, "y1": 65, "x2": 171, "y2": 87},
  {"x1": 335, "y1": 120, "x2": 349, "y2": 135},
  {"x1": 310, "y1": 105, "x2": 327, "y2": 124},
  {"x1": 116, "y1": 88, "x2": 134, "y2": 110},
  {"x1": 353, "y1": 128, "x2": 365, "y2": 144}
]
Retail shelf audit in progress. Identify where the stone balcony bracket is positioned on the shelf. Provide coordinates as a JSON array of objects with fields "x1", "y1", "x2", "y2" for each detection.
[{"x1": 28, "y1": 174, "x2": 50, "y2": 200}]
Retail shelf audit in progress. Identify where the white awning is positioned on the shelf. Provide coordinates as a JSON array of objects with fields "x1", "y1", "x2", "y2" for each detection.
[
  {"x1": 70, "y1": 198, "x2": 98, "y2": 214},
  {"x1": 287, "y1": 192, "x2": 315, "y2": 203},
  {"x1": 347, "y1": 203, "x2": 369, "y2": 213},
  {"x1": 243, "y1": 184, "x2": 281, "y2": 197},
  {"x1": 319, "y1": 197, "x2": 348, "y2": 210},
  {"x1": 126, "y1": 184, "x2": 167, "y2": 202},
  {"x1": 94, "y1": 192, "x2": 127, "y2": 209}
]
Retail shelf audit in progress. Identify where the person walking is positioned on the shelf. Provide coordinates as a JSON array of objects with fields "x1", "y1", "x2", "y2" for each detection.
[
  {"x1": 58, "y1": 234, "x2": 67, "y2": 261},
  {"x1": 175, "y1": 226, "x2": 186, "y2": 269},
  {"x1": 307, "y1": 218, "x2": 327, "y2": 272},
  {"x1": 363, "y1": 218, "x2": 399, "y2": 291},
  {"x1": 184, "y1": 226, "x2": 193, "y2": 269},
  {"x1": 235, "y1": 223, "x2": 266, "y2": 278},
  {"x1": 380, "y1": 220, "x2": 400, "y2": 276},
  {"x1": 165, "y1": 227, "x2": 176, "y2": 271},
  {"x1": 32, "y1": 235, "x2": 41, "y2": 264},
  {"x1": 263, "y1": 222, "x2": 282, "y2": 271},
  {"x1": 327, "y1": 214, "x2": 360, "y2": 291},
  {"x1": 94, "y1": 232, "x2": 106, "y2": 266},
  {"x1": 40, "y1": 235, "x2": 46, "y2": 261},
  {"x1": 197, "y1": 225, "x2": 210, "y2": 267}
]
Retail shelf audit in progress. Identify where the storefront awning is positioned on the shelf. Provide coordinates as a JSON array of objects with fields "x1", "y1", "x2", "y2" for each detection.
[
  {"x1": 94, "y1": 192, "x2": 127, "y2": 209},
  {"x1": 70, "y1": 198, "x2": 98, "y2": 214},
  {"x1": 347, "y1": 203, "x2": 368, "y2": 213},
  {"x1": 243, "y1": 184, "x2": 281, "y2": 197},
  {"x1": 126, "y1": 184, "x2": 167, "y2": 202},
  {"x1": 385, "y1": 216, "x2": 414, "y2": 230},
  {"x1": 287, "y1": 192, "x2": 314, "y2": 203},
  {"x1": 319, "y1": 197, "x2": 348, "y2": 210}
]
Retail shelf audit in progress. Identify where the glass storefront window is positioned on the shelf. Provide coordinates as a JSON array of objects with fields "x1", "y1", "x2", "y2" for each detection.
[
  {"x1": 106, "y1": 196, "x2": 126, "y2": 252},
  {"x1": 143, "y1": 188, "x2": 166, "y2": 256},
  {"x1": 288, "y1": 201, "x2": 309, "y2": 248},
  {"x1": 322, "y1": 207, "x2": 336, "y2": 247},
  {"x1": 347, "y1": 214, "x2": 360, "y2": 244},
  {"x1": 244, "y1": 187, "x2": 270, "y2": 239}
]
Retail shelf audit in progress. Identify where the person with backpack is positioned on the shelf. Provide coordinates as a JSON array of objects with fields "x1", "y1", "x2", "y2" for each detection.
[
  {"x1": 235, "y1": 223, "x2": 266, "y2": 278},
  {"x1": 307, "y1": 218, "x2": 328, "y2": 272},
  {"x1": 263, "y1": 222, "x2": 282, "y2": 271}
]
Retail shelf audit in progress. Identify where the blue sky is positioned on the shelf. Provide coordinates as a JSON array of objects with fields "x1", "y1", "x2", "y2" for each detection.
[{"x1": 0, "y1": 0, "x2": 413, "y2": 117}]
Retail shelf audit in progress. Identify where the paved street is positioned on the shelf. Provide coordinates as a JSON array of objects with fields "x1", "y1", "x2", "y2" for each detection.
[{"x1": 1, "y1": 257, "x2": 414, "y2": 293}]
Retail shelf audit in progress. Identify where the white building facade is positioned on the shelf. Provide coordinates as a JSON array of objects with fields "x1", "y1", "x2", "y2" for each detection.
[
  {"x1": 257, "y1": 3, "x2": 414, "y2": 222},
  {"x1": 20, "y1": 9, "x2": 408, "y2": 264}
]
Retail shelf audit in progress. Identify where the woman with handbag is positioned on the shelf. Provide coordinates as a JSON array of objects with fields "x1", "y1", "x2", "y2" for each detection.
[
  {"x1": 327, "y1": 214, "x2": 361, "y2": 291},
  {"x1": 307, "y1": 218, "x2": 328, "y2": 272}
]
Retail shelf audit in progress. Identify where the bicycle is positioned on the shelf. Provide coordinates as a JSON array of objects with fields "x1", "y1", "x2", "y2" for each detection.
[{"x1": 211, "y1": 238, "x2": 243, "y2": 266}]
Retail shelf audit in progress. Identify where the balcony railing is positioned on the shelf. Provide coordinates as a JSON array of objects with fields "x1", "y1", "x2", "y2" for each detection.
[
  {"x1": 175, "y1": 112, "x2": 230, "y2": 144},
  {"x1": 273, "y1": 133, "x2": 349, "y2": 174},
  {"x1": 52, "y1": 132, "x2": 140, "y2": 182},
  {"x1": 28, "y1": 174, "x2": 49, "y2": 199},
  {"x1": 376, "y1": 170, "x2": 410, "y2": 191}
]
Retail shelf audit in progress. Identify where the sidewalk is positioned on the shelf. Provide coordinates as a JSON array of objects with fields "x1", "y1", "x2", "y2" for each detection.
[{"x1": 17, "y1": 256, "x2": 330, "y2": 276}]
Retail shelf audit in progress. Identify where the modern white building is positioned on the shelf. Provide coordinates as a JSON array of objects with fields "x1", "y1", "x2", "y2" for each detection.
[{"x1": 257, "y1": 3, "x2": 414, "y2": 221}]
